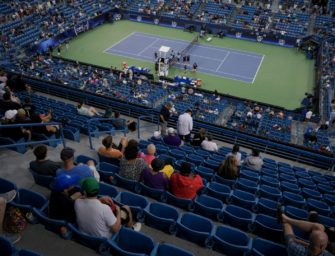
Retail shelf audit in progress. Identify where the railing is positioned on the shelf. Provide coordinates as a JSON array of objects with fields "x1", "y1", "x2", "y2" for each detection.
[
  {"x1": 0, "y1": 122, "x2": 65, "y2": 150},
  {"x1": 137, "y1": 115, "x2": 160, "y2": 139}
]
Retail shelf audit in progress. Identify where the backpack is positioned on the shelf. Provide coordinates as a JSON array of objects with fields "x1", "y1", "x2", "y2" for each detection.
[{"x1": 4, "y1": 206, "x2": 27, "y2": 233}]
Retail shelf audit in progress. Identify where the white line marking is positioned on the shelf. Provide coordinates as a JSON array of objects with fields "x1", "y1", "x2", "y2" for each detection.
[
  {"x1": 216, "y1": 52, "x2": 230, "y2": 72},
  {"x1": 102, "y1": 32, "x2": 136, "y2": 53},
  {"x1": 252, "y1": 55, "x2": 265, "y2": 84},
  {"x1": 137, "y1": 38, "x2": 160, "y2": 56}
]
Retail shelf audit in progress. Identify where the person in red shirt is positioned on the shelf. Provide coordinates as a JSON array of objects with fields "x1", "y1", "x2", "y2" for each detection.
[{"x1": 170, "y1": 162, "x2": 203, "y2": 199}]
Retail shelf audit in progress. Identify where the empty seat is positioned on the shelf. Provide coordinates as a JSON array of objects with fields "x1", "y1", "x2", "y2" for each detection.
[
  {"x1": 0, "y1": 177, "x2": 17, "y2": 194},
  {"x1": 169, "y1": 149, "x2": 186, "y2": 160},
  {"x1": 307, "y1": 198, "x2": 330, "y2": 216},
  {"x1": 301, "y1": 188, "x2": 322, "y2": 200},
  {"x1": 235, "y1": 178, "x2": 258, "y2": 194},
  {"x1": 194, "y1": 195, "x2": 224, "y2": 221},
  {"x1": 196, "y1": 166, "x2": 214, "y2": 180},
  {"x1": 176, "y1": 213, "x2": 215, "y2": 248},
  {"x1": 282, "y1": 191, "x2": 305, "y2": 208},
  {"x1": 284, "y1": 205, "x2": 308, "y2": 220},
  {"x1": 107, "y1": 227, "x2": 155, "y2": 255},
  {"x1": 113, "y1": 173, "x2": 138, "y2": 192},
  {"x1": 204, "y1": 159, "x2": 221, "y2": 170},
  {"x1": 222, "y1": 204, "x2": 254, "y2": 231},
  {"x1": 279, "y1": 173, "x2": 297, "y2": 184},
  {"x1": 144, "y1": 202, "x2": 179, "y2": 234},
  {"x1": 260, "y1": 176, "x2": 279, "y2": 187},
  {"x1": 229, "y1": 189, "x2": 257, "y2": 211},
  {"x1": 165, "y1": 191, "x2": 194, "y2": 211},
  {"x1": 251, "y1": 237, "x2": 287, "y2": 256},
  {"x1": 138, "y1": 183, "x2": 166, "y2": 201},
  {"x1": 205, "y1": 182, "x2": 231, "y2": 202},
  {"x1": 150, "y1": 243, "x2": 194, "y2": 256},
  {"x1": 259, "y1": 185, "x2": 281, "y2": 201},
  {"x1": 298, "y1": 178, "x2": 316, "y2": 189},
  {"x1": 186, "y1": 154, "x2": 204, "y2": 165},
  {"x1": 318, "y1": 184, "x2": 335, "y2": 195},
  {"x1": 323, "y1": 194, "x2": 335, "y2": 206},
  {"x1": 98, "y1": 182, "x2": 119, "y2": 199},
  {"x1": 256, "y1": 197, "x2": 279, "y2": 217},
  {"x1": 212, "y1": 225, "x2": 251, "y2": 255},
  {"x1": 254, "y1": 214, "x2": 283, "y2": 242},
  {"x1": 97, "y1": 153, "x2": 120, "y2": 166},
  {"x1": 11, "y1": 188, "x2": 48, "y2": 213},
  {"x1": 212, "y1": 174, "x2": 236, "y2": 188},
  {"x1": 281, "y1": 181, "x2": 301, "y2": 194},
  {"x1": 240, "y1": 170, "x2": 259, "y2": 182}
]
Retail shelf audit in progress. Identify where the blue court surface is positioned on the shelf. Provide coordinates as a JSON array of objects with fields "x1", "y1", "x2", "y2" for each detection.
[{"x1": 104, "y1": 32, "x2": 264, "y2": 83}]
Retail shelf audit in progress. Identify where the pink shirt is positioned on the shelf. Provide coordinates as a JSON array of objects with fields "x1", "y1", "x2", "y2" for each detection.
[{"x1": 140, "y1": 153, "x2": 156, "y2": 165}]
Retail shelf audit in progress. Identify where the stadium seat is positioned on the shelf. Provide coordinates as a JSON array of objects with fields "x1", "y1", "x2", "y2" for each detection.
[
  {"x1": 186, "y1": 154, "x2": 204, "y2": 165},
  {"x1": 284, "y1": 205, "x2": 309, "y2": 220},
  {"x1": 240, "y1": 169, "x2": 259, "y2": 182},
  {"x1": 29, "y1": 169, "x2": 54, "y2": 189},
  {"x1": 194, "y1": 194, "x2": 224, "y2": 221},
  {"x1": 203, "y1": 159, "x2": 221, "y2": 170},
  {"x1": 0, "y1": 177, "x2": 17, "y2": 194},
  {"x1": 98, "y1": 182, "x2": 119, "y2": 199},
  {"x1": 212, "y1": 174, "x2": 236, "y2": 188},
  {"x1": 212, "y1": 225, "x2": 251, "y2": 255},
  {"x1": 18, "y1": 249, "x2": 42, "y2": 256},
  {"x1": 251, "y1": 237, "x2": 287, "y2": 256},
  {"x1": 205, "y1": 182, "x2": 231, "y2": 202},
  {"x1": 75, "y1": 155, "x2": 97, "y2": 165},
  {"x1": 10, "y1": 188, "x2": 48, "y2": 213},
  {"x1": 165, "y1": 191, "x2": 194, "y2": 211},
  {"x1": 318, "y1": 184, "x2": 335, "y2": 195},
  {"x1": 228, "y1": 189, "x2": 257, "y2": 211},
  {"x1": 0, "y1": 235, "x2": 16, "y2": 256},
  {"x1": 176, "y1": 213, "x2": 215, "y2": 248},
  {"x1": 234, "y1": 178, "x2": 258, "y2": 194},
  {"x1": 107, "y1": 227, "x2": 155, "y2": 255},
  {"x1": 318, "y1": 214, "x2": 335, "y2": 228},
  {"x1": 144, "y1": 202, "x2": 179, "y2": 234},
  {"x1": 260, "y1": 176, "x2": 279, "y2": 187},
  {"x1": 253, "y1": 214, "x2": 283, "y2": 242},
  {"x1": 169, "y1": 149, "x2": 186, "y2": 160},
  {"x1": 282, "y1": 191, "x2": 306, "y2": 208},
  {"x1": 281, "y1": 181, "x2": 301, "y2": 193},
  {"x1": 307, "y1": 198, "x2": 330, "y2": 216},
  {"x1": 301, "y1": 188, "x2": 322, "y2": 200},
  {"x1": 150, "y1": 243, "x2": 194, "y2": 256},
  {"x1": 258, "y1": 185, "x2": 281, "y2": 201},
  {"x1": 298, "y1": 178, "x2": 316, "y2": 189},
  {"x1": 97, "y1": 162, "x2": 119, "y2": 182},
  {"x1": 138, "y1": 183, "x2": 166, "y2": 201},
  {"x1": 222, "y1": 204, "x2": 254, "y2": 231},
  {"x1": 113, "y1": 173, "x2": 139, "y2": 192},
  {"x1": 114, "y1": 191, "x2": 149, "y2": 221},
  {"x1": 196, "y1": 166, "x2": 214, "y2": 180},
  {"x1": 97, "y1": 153, "x2": 120, "y2": 166},
  {"x1": 255, "y1": 197, "x2": 279, "y2": 217},
  {"x1": 323, "y1": 194, "x2": 335, "y2": 206}
]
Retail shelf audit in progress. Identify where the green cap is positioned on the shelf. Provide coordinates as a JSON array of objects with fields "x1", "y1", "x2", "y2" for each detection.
[{"x1": 81, "y1": 177, "x2": 99, "y2": 197}]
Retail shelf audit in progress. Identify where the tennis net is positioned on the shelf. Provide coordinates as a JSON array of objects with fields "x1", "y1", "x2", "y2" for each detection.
[{"x1": 181, "y1": 35, "x2": 199, "y2": 57}]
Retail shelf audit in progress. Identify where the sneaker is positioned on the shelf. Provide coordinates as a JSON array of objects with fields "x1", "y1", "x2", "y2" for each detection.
[
  {"x1": 132, "y1": 222, "x2": 142, "y2": 232},
  {"x1": 3, "y1": 233, "x2": 21, "y2": 244},
  {"x1": 0, "y1": 190, "x2": 17, "y2": 203}
]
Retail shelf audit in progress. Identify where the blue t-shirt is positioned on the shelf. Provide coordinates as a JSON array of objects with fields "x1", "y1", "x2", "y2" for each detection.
[{"x1": 56, "y1": 165, "x2": 93, "y2": 183}]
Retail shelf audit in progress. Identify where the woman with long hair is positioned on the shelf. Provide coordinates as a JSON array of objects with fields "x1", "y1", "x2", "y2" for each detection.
[{"x1": 217, "y1": 155, "x2": 239, "y2": 179}]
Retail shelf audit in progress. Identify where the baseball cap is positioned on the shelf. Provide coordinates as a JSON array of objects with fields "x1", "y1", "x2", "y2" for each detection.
[
  {"x1": 167, "y1": 127, "x2": 175, "y2": 134},
  {"x1": 5, "y1": 109, "x2": 17, "y2": 120},
  {"x1": 54, "y1": 174, "x2": 80, "y2": 192},
  {"x1": 81, "y1": 177, "x2": 99, "y2": 197},
  {"x1": 60, "y1": 147, "x2": 75, "y2": 161}
]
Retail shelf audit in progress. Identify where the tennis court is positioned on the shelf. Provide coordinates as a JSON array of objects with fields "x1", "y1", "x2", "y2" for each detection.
[{"x1": 104, "y1": 32, "x2": 264, "y2": 83}]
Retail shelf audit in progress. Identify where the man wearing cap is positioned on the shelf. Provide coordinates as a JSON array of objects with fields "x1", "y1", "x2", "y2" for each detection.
[
  {"x1": 177, "y1": 109, "x2": 193, "y2": 141},
  {"x1": 75, "y1": 177, "x2": 121, "y2": 237},
  {"x1": 1, "y1": 109, "x2": 31, "y2": 141},
  {"x1": 163, "y1": 127, "x2": 182, "y2": 147},
  {"x1": 159, "y1": 102, "x2": 173, "y2": 136},
  {"x1": 49, "y1": 174, "x2": 82, "y2": 223},
  {"x1": 56, "y1": 147, "x2": 97, "y2": 182}
]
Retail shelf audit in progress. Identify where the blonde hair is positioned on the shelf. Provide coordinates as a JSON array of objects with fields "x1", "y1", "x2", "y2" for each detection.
[{"x1": 147, "y1": 144, "x2": 156, "y2": 155}]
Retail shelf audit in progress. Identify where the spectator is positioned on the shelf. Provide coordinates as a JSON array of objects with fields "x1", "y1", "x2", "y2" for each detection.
[
  {"x1": 191, "y1": 128, "x2": 206, "y2": 146},
  {"x1": 31, "y1": 111, "x2": 59, "y2": 138},
  {"x1": 170, "y1": 162, "x2": 203, "y2": 199},
  {"x1": 177, "y1": 109, "x2": 193, "y2": 141},
  {"x1": 1, "y1": 109, "x2": 30, "y2": 141},
  {"x1": 49, "y1": 174, "x2": 82, "y2": 223},
  {"x1": 22, "y1": 97, "x2": 36, "y2": 118},
  {"x1": 159, "y1": 102, "x2": 173, "y2": 135},
  {"x1": 0, "y1": 190, "x2": 21, "y2": 243},
  {"x1": 119, "y1": 145, "x2": 147, "y2": 180},
  {"x1": 160, "y1": 158, "x2": 174, "y2": 179},
  {"x1": 56, "y1": 147, "x2": 98, "y2": 182},
  {"x1": 98, "y1": 135, "x2": 127, "y2": 158},
  {"x1": 140, "y1": 158, "x2": 169, "y2": 189},
  {"x1": 150, "y1": 131, "x2": 162, "y2": 142},
  {"x1": 201, "y1": 135, "x2": 218, "y2": 152},
  {"x1": 0, "y1": 91, "x2": 21, "y2": 112},
  {"x1": 244, "y1": 148, "x2": 263, "y2": 171},
  {"x1": 77, "y1": 102, "x2": 101, "y2": 117},
  {"x1": 280, "y1": 212, "x2": 333, "y2": 256},
  {"x1": 163, "y1": 127, "x2": 182, "y2": 147},
  {"x1": 29, "y1": 145, "x2": 62, "y2": 176},
  {"x1": 140, "y1": 144, "x2": 156, "y2": 165},
  {"x1": 226, "y1": 144, "x2": 242, "y2": 167},
  {"x1": 112, "y1": 111, "x2": 137, "y2": 132},
  {"x1": 217, "y1": 156, "x2": 240, "y2": 179}
]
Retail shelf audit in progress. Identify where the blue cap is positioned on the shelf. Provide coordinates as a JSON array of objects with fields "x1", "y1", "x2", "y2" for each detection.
[{"x1": 54, "y1": 174, "x2": 80, "y2": 192}]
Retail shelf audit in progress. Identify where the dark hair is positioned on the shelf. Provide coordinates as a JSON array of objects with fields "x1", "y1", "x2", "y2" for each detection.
[
  {"x1": 180, "y1": 162, "x2": 192, "y2": 176},
  {"x1": 114, "y1": 111, "x2": 120, "y2": 118},
  {"x1": 102, "y1": 136, "x2": 113, "y2": 148},
  {"x1": 217, "y1": 156, "x2": 239, "y2": 179},
  {"x1": 127, "y1": 139, "x2": 138, "y2": 148},
  {"x1": 151, "y1": 158, "x2": 165, "y2": 172},
  {"x1": 164, "y1": 158, "x2": 173, "y2": 166},
  {"x1": 252, "y1": 148, "x2": 260, "y2": 157},
  {"x1": 33, "y1": 145, "x2": 47, "y2": 160},
  {"x1": 124, "y1": 146, "x2": 138, "y2": 160},
  {"x1": 3, "y1": 92, "x2": 10, "y2": 101},
  {"x1": 207, "y1": 135, "x2": 213, "y2": 141},
  {"x1": 77, "y1": 102, "x2": 83, "y2": 109},
  {"x1": 24, "y1": 96, "x2": 31, "y2": 104},
  {"x1": 232, "y1": 145, "x2": 240, "y2": 153}
]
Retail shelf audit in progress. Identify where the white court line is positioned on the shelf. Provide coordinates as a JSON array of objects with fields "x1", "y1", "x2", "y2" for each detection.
[
  {"x1": 252, "y1": 55, "x2": 265, "y2": 84},
  {"x1": 216, "y1": 52, "x2": 230, "y2": 72},
  {"x1": 102, "y1": 32, "x2": 136, "y2": 53},
  {"x1": 137, "y1": 38, "x2": 160, "y2": 56}
]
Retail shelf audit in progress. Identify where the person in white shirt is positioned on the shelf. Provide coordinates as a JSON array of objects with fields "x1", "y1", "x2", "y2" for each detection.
[
  {"x1": 201, "y1": 135, "x2": 218, "y2": 152},
  {"x1": 226, "y1": 145, "x2": 242, "y2": 167},
  {"x1": 77, "y1": 102, "x2": 101, "y2": 117},
  {"x1": 305, "y1": 110, "x2": 313, "y2": 121},
  {"x1": 177, "y1": 109, "x2": 193, "y2": 141}
]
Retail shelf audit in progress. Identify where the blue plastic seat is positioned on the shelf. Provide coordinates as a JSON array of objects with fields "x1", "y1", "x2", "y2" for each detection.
[
  {"x1": 279, "y1": 173, "x2": 297, "y2": 184},
  {"x1": 284, "y1": 205, "x2": 308, "y2": 220},
  {"x1": 113, "y1": 173, "x2": 139, "y2": 192},
  {"x1": 186, "y1": 154, "x2": 204, "y2": 165},
  {"x1": 253, "y1": 214, "x2": 283, "y2": 242},
  {"x1": 204, "y1": 159, "x2": 221, "y2": 170},
  {"x1": 114, "y1": 191, "x2": 149, "y2": 221},
  {"x1": 281, "y1": 181, "x2": 301, "y2": 193},
  {"x1": 196, "y1": 166, "x2": 214, "y2": 180},
  {"x1": 260, "y1": 176, "x2": 279, "y2": 187},
  {"x1": 282, "y1": 191, "x2": 305, "y2": 208},
  {"x1": 155, "y1": 145, "x2": 169, "y2": 155},
  {"x1": 169, "y1": 149, "x2": 186, "y2": 160},
  {"x1": 240, "y1": 170, "x2": 259, "y2": 182},
  {"x1": 194, "y1": 149, "x2": 211, "y2": 158},
  {"x1": 318, "y1": 184, "x2": 335, "y2": 195},
  {"x1": 323, "y1": 194, "x2": 335, "y2": 206},
  {"x1": 29, "y1": 169, "x2": 54, "y2": 189},
  {"x1": 10, "y1": 188, "x2": 48, "y2": 213},
  {"x1": 212, "y1": 174, "x2": 236, "y2": 188},
  {"x1": 157, "y1": 154, "x2": 176, "y2": 166},
  {"x1": 278, "y1": 166, "x2": 294, "y2": 175},
  {"x1": 0, "y1": 177, "x2": 17, "y2": 194},
  {"x1": 144, "y1": 202, "x2": 179, "y2": 234},
  {"x1": 194, "y1": 195, "x2": 224, "y2": 221},
  {"x1": 97, "y1": 153, "x2": 120, "y2": 166},
  {"x1": 107, "y1": 227, "x2": 155, "y2": 255},
  {"x1": 258, "y1": 185, "x2": 281, "y2": 201},
  {"x1": 176, "y1": 213, "x2": 215, "y2": 248},
  {"x1": 261, "y1": 168, "x2": 277, "y2": 178},
  {"x1": 209, "y1": 154, "x2": 225, "y2": 163},
  {"x1": 150, "y1": 243, "x2": 194, "y2": 256},
  {"x1": 298, "y1": 178, "x2": 316, "y2": 189},
  {"x1": 318, "y1": 214, "x2": 335, "y2": 228},
  {"x1": 235, "y1": 178, "x2": 258, "y2": 194},
  {"x1": 295, "y1": 171, "x2": 311, "y2": 179},
  {"x1": 301, "y1": 188, "x2": 322, "y2": 200},
  {"x1": 179, "y1": 145, "x2": 195, "y2": 154},
  {"x1": 222, "y1": 204, "x2": 254, "y2": 231},
  {"x1": 205, "y1": 182, "x2": 231, "y2": 202},
  {"x1": 251, "y1": 237, "x2": 287, "y2": 256},
  {"x1": 97, "y1": 162, "x2": 119, "y2": 182},
  {"x1": 212, "y1": 225, "x2": 251, "y2": 256},
  {"x1": 165, "y1": 191, "x2": 194, "y2": 211},
  {"x1": 229, "y1": 189, "x2": 257, "y2": 211},
  {"x1": 0, "y1": 235, "x2": 16, "y2": 256},
  {"x1": 256, "y1": 198, "x2": 278, "y2": 217},
  {"x1": 312, "y1": 176, "x2": 329, "y2": 185},
  {"x1": 307, "y1": 198, "x2": 330, "y2": 216},
  {"x1": 138, "y1": 183, "x2": 166, "y2": 201},
  {"x1": 98, "y1": 182, "x2": 119, "y2": 199},
  {"x1": 68, "y1": 223, "x2": 108, "y2": 253},
  {"x1": 18, "y1": 249, "x2": 42, "y2": 256},
  {"x1": 75, "y1": 155, "x2": 98, "y2": 165}
]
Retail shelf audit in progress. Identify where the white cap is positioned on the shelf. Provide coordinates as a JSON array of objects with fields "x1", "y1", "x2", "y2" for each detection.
[
  {"x1": 167, "y1": 127, "x2": 175, "y2": 134},
  {"x1": 153, "y1": 131, "x2": 161, "y2": 138},
  {"x1": 247, "y1": 111, "x2": 253, "y2": 117},
  {"x1": 5, "y1": 109, "x2": 18, "y2": 120}
]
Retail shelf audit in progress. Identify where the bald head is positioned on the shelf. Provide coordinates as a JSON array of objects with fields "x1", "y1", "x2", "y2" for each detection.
[{"x1": 309, "y1": 230, "x2": 328, "y2": 255}]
